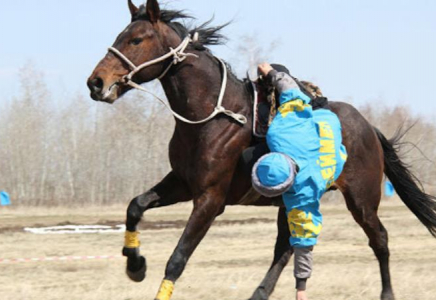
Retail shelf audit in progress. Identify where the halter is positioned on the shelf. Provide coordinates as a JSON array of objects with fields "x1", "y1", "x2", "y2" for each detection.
[{"x1": 107, "y1": 34, "x2": 247, "y2": 125}]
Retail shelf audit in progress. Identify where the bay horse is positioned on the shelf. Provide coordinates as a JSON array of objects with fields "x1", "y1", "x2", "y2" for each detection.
[{"x1": 87, "y1": 1, "x2": 436, "y2": 299}]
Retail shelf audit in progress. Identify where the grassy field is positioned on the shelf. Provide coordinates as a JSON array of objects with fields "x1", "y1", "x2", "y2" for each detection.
[{"x1": 0, "y1": 197, "x2": 435, "y2": 300}]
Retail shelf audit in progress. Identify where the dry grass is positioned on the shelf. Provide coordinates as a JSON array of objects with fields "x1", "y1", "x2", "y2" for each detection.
[{"x1": 1, "y1": 198, "x2": 435, "y2": 300}]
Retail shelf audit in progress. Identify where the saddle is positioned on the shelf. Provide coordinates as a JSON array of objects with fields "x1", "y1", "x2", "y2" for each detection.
[{"x1": 251, "y1": 79, "x2": 330, "y2": 138}]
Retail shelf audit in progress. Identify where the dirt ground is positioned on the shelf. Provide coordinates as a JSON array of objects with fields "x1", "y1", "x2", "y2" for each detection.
[{"x1": 1, "y1": 197, "x2": 435, "y2": 300}]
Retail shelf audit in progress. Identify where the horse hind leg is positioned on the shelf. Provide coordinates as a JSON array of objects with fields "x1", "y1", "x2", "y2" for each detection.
[
  {"x1": 342, "y1": 184, "x2": 395, "y2": 300},
  {"x1": 249, "y1": 207, "x2": 293, "y2": 300}
]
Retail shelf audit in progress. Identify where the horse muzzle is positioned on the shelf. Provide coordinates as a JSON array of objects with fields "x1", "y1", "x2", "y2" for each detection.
[{"x1": 87, "y1": 76, "x2": 121, "y2": 103}]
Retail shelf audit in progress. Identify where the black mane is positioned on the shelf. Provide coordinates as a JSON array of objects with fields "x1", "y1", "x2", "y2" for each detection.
[
  {"x1": 132, "y1": 6, "x2": 229, "y2": 50},
  {"x1": 132, "y1": 5, "x2": 244, "y2": 84}
]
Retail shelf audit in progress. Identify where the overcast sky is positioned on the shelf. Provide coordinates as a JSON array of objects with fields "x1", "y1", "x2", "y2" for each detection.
[{"x1": 1, "y1": 0, "x2": 435, "y2": 119}]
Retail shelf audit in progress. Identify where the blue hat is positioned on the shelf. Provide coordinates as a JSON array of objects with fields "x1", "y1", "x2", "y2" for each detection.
[{"x1": 252, "y1": 153, "x2": 298, "y2": 197}]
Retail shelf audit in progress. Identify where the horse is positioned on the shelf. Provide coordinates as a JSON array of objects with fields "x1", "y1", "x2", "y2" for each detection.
[{"x1": 87, "y1": 1, "x2": 436, "y2": 299}]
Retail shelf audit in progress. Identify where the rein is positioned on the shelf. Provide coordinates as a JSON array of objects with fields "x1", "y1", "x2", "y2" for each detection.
[{"x1": 108, "y1": 34, "x2": 248, "y2": 125}]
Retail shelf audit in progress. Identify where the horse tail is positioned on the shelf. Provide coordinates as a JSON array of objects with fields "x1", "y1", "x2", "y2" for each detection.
[{"x1": 374, "y1": 127, "x2": 436, "y2": 237}]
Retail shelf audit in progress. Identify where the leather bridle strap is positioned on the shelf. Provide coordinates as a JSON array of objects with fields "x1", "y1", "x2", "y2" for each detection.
[{"x1": 107, "y1": 34, "x2": 247, "y2": 125}]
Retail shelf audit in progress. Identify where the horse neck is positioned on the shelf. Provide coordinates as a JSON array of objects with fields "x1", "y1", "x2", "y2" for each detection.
[{"x1": 159, "y1": 51, "x2": 252, "y2": 131}]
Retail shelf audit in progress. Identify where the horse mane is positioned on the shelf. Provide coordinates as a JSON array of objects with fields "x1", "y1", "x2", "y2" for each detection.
[
  {"x1": 132, "y1": 5, "x2": 229, "y2": 51},
  {"x1": 133, "y1": 5, "x2": 246, "y2": 86}
]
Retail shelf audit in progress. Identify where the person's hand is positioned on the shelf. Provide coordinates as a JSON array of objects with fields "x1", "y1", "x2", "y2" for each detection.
[
  {"x1": 258, "y1": 63, "x2": 274, "y2": 77},
  {"x1": 296, "y1": 290, "x2": 309, "y2": 300}
]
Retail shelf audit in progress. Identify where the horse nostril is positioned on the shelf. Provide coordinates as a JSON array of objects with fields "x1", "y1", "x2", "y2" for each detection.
[{"x1": 88, "y1": 77, "x2": 104, "y2": 93}]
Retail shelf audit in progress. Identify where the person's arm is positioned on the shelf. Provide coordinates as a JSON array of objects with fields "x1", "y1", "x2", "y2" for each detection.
[
  {"x1": 267, "y1": 70, "x2": 300, "y2": 95},
  {"x1": 258, "y1": 63, "x2": 299, "y2": 94},
  {"x1": 258, "y1": 63, "x2": 309, "y2": 105},
  {"x1": 294, "y1": 247, "x2": 314, "y2": 291}
]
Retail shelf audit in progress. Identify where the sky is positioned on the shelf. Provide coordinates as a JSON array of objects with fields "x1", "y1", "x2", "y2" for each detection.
[{"x1": 1, "y1": 0, "x2": 435, "y2": 119}]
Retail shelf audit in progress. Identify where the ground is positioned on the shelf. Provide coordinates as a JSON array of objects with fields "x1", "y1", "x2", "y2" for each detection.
[{"x1": 0, "y1": 197, "x2": 435, "y2": 300}]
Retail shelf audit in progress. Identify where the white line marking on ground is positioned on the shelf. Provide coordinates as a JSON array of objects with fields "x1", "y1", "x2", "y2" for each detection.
[
  {"x1": 24, "y1": 224, "x2": 126, "y2": 234},
  {"x1": 0, "y1": 255, "x2": 123, "y2": 264}
]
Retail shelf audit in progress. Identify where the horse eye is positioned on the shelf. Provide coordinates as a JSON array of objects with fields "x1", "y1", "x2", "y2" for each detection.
[{"x1": 130, "y1": 38, "x2": 143, "y2": 45}]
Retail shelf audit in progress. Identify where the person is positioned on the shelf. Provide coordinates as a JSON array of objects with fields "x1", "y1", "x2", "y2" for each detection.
[{"x1": 251, "y1": 63, "x2": 348, "y2": 300}]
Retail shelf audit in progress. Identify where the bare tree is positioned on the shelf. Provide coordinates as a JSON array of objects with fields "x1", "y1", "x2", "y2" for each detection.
[{"x1": 0, "y1": 66, "x2": 173, "y2": 206}]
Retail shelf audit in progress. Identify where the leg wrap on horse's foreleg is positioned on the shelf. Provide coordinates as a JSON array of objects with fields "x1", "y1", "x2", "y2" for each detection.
[
  {"x1": 123, "y1": 230, "x2": 142, "y2": 257},
  {"x1": 155, "y1": 280, "x2": 175, "y2": 300},
  {"x1": 123, "y1": 230, "x2": 147, "y2": 282},
  {"x1": 125, "y1": 230, "x2": 141, "y2": 249}
]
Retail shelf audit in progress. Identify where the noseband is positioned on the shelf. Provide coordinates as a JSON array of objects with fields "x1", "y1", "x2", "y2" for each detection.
[{"x1": 107, "y1": 34, "x2": 247, "y2": 125}]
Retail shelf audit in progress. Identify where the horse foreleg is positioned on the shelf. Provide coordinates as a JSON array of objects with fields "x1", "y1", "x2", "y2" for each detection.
[
  {"x1": 249, "y1": 207, "x2": 293, "y2": 300},
  {"x1": 123, "y1": 171, "x2": 192, "y2": 283},
  {"x1": 153, "y1": 188, "x2": 226, "y2": 300}
]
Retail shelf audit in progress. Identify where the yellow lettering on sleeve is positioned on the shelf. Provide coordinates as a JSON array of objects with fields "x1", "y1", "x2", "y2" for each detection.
[
  {"x1": 320, "y1": 139, "x2": 335, "y2": 154},
  {"x1": 321, "y1": 167, "x2": 336, "y2": 181},
  {"x1": 320, "y1": 154, "x2": 337, "y2": 167}
]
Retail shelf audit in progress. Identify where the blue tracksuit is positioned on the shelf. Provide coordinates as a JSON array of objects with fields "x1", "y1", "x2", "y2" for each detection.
[{"x1": 266, "y1": 87, "x2": 347, "y2": 248}]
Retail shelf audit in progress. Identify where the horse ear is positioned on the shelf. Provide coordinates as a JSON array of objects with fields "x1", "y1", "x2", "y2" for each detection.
[
  {"x1": 146, "y1": 0, "x2": 161, "y2": 23},
  {"x1": 128, "y1": 0, "x2": 139, "y2": 16}
]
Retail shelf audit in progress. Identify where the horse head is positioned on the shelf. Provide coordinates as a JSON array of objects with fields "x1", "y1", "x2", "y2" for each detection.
[{"x1": 87, "y1": 0, "x2": 184, "y2": 103}]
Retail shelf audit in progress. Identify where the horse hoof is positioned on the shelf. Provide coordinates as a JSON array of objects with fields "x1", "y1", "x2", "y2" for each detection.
[
  {"x1": 381, "y1": 292, "x2": 395, "y2": 300},
  {"x1": 126, "y1": 255, "x2": 147, "y2": 283}
]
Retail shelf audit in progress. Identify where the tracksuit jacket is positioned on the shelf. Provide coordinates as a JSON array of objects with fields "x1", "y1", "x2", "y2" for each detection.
[{"x1": 265, "y1": 71, "x2": 348, "y2": 248}]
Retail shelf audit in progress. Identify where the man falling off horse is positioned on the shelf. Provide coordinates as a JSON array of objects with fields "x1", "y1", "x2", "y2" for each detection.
[{"x1": 252, "y1": 63, "x2": 348, "y2": 300}]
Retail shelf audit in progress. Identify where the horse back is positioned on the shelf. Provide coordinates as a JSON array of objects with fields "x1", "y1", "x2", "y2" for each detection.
[{"x1": 329, "y1": 101, "x2": 384, "y2": 192}]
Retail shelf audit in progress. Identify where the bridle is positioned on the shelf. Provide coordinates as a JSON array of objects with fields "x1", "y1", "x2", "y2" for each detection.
[{"x1": 107, "y1": 34, "x2": 247, "y2": 125}]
